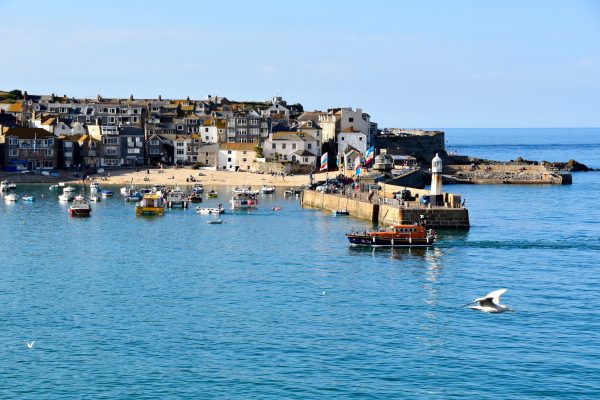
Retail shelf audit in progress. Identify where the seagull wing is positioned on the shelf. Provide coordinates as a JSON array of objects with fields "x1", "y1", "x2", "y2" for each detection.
[{"x1": 485, "y1": 289, "x2": 507, "y2": 305}]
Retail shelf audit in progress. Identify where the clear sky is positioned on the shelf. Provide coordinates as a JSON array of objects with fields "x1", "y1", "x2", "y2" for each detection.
[{"x1": 0, "y1": 0, "x2": 598, "y2": 128}]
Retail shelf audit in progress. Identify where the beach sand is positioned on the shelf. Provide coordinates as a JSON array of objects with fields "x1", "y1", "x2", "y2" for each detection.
[{"x1": 91, "y1": 167, "x2": 321, "y2": 188}]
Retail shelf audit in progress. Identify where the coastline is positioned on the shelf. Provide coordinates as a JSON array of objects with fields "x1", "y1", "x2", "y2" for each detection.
[{"x1": 0, "y1": 168, "x2": 315, "y2": 188}]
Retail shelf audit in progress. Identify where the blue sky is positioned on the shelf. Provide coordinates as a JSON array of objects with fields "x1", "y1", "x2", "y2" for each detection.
[{"x1": 0, "y1": 0, "x2": 598, "y2": 127}]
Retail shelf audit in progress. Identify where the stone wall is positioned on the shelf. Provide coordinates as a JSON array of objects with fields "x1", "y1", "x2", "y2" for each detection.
[
  {"x1": 378, "y1": 204, "x2": 470, "y2": 229},
  {"x1": 301, "y1": 190, "x2": 378, "y2": 223},
  {"x1": 301, "y1": 189, "x2": 469, "y2": 229}
]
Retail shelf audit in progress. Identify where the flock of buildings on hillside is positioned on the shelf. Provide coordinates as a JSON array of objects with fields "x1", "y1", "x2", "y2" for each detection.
[{"x1": 0, "y1": 90, "x2": 445, "y2": 173}]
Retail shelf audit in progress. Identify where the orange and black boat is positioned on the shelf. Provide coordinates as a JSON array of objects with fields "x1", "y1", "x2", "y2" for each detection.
[{"x1": 346, "y1": 224, "x2": 435, "y2": 247}]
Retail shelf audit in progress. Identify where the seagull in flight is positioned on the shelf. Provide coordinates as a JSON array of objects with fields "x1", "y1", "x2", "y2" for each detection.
[
  {"x1": 26, "y1": 340, "x2": 36, "y2": 349},
  {"x1": 463, "y1": 289, "x2": 511, "y2": 313}
]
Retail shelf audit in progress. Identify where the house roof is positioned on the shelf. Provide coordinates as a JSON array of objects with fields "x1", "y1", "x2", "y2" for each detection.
[
  {"x1": 219, "y1": 142, "x2": 256, "y2": 151},
  {"x1": 272, "y1": 131, "x2": 317, "y2": 141},
  {"x1": 294, "y1": 150, "x2": 316, "y2": 157},
  {"x1": 2, "y1": 127, "x2": 55, "y2": 139},
  {"x1": 6, "y1": 102, "x2": 23, "y2": 113},
  {"x1": 120, "y1": 127, "x2": 144, "y2": 136}
]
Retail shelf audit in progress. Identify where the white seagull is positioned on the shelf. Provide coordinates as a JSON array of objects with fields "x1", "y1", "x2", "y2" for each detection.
[
  {"x1": 463, "y1": 289, "x2": 511, "y2": 313},
  {"x1": 26, "y1": 340, "x2": 36, "y2": 349}
]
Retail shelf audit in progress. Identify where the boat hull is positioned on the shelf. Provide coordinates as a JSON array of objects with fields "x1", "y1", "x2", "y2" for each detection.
[
  {"x1": 136, "y1": 206, "x2": 164, "y2": 216},
  {"x1": 69, "y1": 208, "x2": 91, "y2": 217},
  {"x1": 346, "y1": 234, "x2": 434, "y2": 247}
]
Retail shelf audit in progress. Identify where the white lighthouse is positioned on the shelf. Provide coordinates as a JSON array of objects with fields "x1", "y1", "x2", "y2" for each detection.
[{"x1": 431, "y1": 153, "x2": 443, "y2": 196}]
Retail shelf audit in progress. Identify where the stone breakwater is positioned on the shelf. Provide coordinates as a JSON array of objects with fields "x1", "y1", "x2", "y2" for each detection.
[
  {"x1": 301, "y1": 184, "x2": 470, "y2": 229},
  {"x1": 444, "y1": 164, "x2": 572, "y2": 184}
]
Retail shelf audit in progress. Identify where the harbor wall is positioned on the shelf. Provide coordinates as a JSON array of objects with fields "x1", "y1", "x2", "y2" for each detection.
[
  {"x1": 301, "y1": 190, "x2": 378, "y2": 223},
  {"x1": 301, "y1": 189, "x2": 469, "y2": 229},
  {"x1": 378, "y1": 204, "x2": 470, "y2": 229}
]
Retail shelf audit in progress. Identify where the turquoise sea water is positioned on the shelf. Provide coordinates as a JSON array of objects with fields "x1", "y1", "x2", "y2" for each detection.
[{"x1": 1, "y1": 128, "x2": 599, "y2": 398}]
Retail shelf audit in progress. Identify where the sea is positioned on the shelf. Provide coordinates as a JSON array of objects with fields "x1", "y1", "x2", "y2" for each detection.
[{"x1": 0, "y1": 128, "x2": 599, "y2": 399}]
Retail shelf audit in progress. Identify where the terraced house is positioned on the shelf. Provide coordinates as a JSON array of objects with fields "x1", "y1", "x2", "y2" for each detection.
[{"x1": 0, "y1": 127, "x2": 59, "y2": 170}]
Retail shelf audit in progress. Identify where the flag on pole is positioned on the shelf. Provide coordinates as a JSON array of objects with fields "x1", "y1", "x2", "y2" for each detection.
[
  {"x1": 365, "y1": 145, "x2": 375, "y2": 164},
  {"x1": 320, "y1": 152, "x2": 328, "y2": 171},
  {"x1": 354, "y1": 156, "x2": 362, "y2": 176}
]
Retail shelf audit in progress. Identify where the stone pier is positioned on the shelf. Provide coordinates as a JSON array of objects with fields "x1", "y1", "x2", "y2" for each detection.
[{"x1": 301, "y1": 186, "x2": 470, "y2": 229}]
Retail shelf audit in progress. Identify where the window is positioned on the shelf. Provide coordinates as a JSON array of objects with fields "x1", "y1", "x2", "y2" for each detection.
[
  {"x1": 227, "y1": 150, "x2": 232, "y2": 155},
  {"x1": 109, "y1": 108, "x2": 116, "y2": 114},
  {"x1": 9, "y1": 149, "x2": 18, "y2": 157},
  {"x1": 308, "y1": 143, "x2": 312, "y2": 149},
  {"x1": 104, "y1": 148, "x2": 118, "y2": 155},
  {"x1": 103, "y1": 137, "x2": 118, "y2": 145},
  {"x1": 150, "y1": 149, "x2": 160, "y2": 155},
  {"x1": 205, "y1": 152, "x2": 209, "y2": 157},
  {"x1": 176, "y1": 149, "x2": 184, "y2": 155},
  {"x1": 250, "y1": 128, "x2": 259, "y2": 135},
  {"x1": 45, "y1": 149, "x2": 53, "y2": 156},
  {"x1": 237, "y1": 128, "x2": 247, "y2": 135},
  {"x1": 282, "y1": 144, "x2": 286, "y2": 149},
  {"x1": 64, "y1": 152, "x2": 73, "y2": 158},
  {"x1": 9, "y1": 138, "x2": 18, "y2": 145},
  {"x1": 359, "y1": 137, "x2": 363, "y2": 141},
  {"x1": 348, "y1": 117, "x2": 354, "y2": 122},
  {"x1": 249, "y1": 119, "x2": 258, "y2": 125},
  {"x1": 128, "y1": 148, "x2": 141, "y2": 154},
  {"x1": 64, "y1": 142, "x2": 73, "y2": 148},
  {"x1": 227, "y1": 157, "x2": 232, "y2": 162},
  {"x1": 243, "y1": 158, "x2": 247, "y2": 162},
  {"x1": 108, "y1": 117, "x2": 116, "y2": 123},
  {"x1": 242, "y1": 151, "x2": 247, "y2": 155},
  {"x1": 176, "y1": 142, "x2": 184, "y2": 147},
  {"x1": 303, "y1": 157, "x2": 309, "y2": 163},
  {"x1": 292, "y1": 144, "x2": 296, "y2": 150},
  {"x1": 272, "y1": 143, "x2": 276, "y2": 149},
  {"x1": 205, "y1": 136, "x2": 209, "y2": 141},
  {"x1": 177, "y1": 125, "x2": 184, "y2": 130},
  {"x1": 205, "y1": 128, "x2": 209, "y2": 133}
]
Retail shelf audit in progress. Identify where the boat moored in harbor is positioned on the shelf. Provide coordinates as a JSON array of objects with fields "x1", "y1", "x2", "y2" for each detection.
[
  {"x1": 136, "y1": 193, "x2": 164, "y2": 216},
  {"x1": 196, "y1": 204, "x2": 225, "y2": 215},
  {"x1": 166, "y1": 187, "x2": 188, "y2": 208},
  {"x1": 346, "y1": 224, "x2": 436, "y2": 247},
  {"x1": 69, "y1": 199, "x2": 92, "y2": 217},
  {"x1": 230, "y1": 191, "x2": 258, "y2": 209}
]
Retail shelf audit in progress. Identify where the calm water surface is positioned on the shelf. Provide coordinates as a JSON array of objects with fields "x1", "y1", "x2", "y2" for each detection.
[{"x1": 1, "y1": 128, "x2": 599, "y2": 398}]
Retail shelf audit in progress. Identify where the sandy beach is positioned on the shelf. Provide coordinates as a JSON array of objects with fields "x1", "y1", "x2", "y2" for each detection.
[{"x1": 87, "y1": 167, "x2": 318, "y2": 188}]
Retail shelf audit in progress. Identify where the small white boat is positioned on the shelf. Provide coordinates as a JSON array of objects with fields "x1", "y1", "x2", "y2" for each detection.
[
  {"x1": 101, "y1": 189, "x2": 114, "y2": 197},
  {"x1": 74, "y1": 194, "x2": 85, "y2": 202},
  {"x1": 22, "y1": 195, "x2": 36, "y2": 202},
  {"x1": 5, "y1": 193, "x2": 18, "y2": 202},
  {"x1": 89, "y1": 195, "x2": 101, "y2": 202},
  {"x1": 196, "y1": 204, "x2": 225, "y2": 215},
  {"x1": 0, "y1": 180, "x2": 15, "y2": 192},
  {"x1": 233, "y1": 186, "x2": 260, "y2": 195},
  {"x1": 49, "y1": 184, "x2": 59, "y2": 190},
  {"x1": 58, "y1": 191, "x2": 74, "y2": 202},
  {"x1": 261, "y1": 185, "x2": 276, "y2": 194},
  {"x1": 63, "y1": 186, "x2": 76, "y2": 194},
  {"x1": 191, "y1": 184, "x2": 204, "y2": 194},
  {"x1": 90, "y1": 181, "x2": 101, "y2": 193},
  {"x1": 207, "y1": 219, "x2": 224, "y2": 224}
]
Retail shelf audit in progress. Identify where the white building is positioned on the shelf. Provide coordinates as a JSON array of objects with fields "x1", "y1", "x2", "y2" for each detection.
[
  {"x1": 263, "y1": 132, "x2": 320, "y2": 165},
  {"x1": 217, "y1": 143, "x2": 256, "y2": 171},
  {"x1": 338, "y1": 128, "x2": 370, "y2": 159}
]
